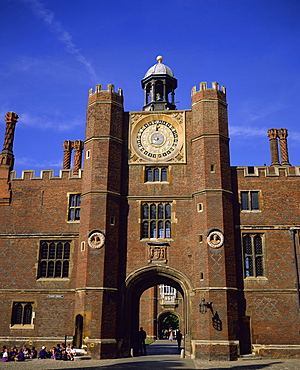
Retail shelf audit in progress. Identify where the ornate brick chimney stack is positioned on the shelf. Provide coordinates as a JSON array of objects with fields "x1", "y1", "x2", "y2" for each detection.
[
  {"x1": 267, "y1": 128, "x2": 280, "y2": 166},
  {"x1": 73, "y1": 140, "x2": 84, "y2": 175},
  {"x1": 277, "y1": 128, "x2": 291, "y2": 166},
  {"x1": 62, "y1": 140, "x2": 84, "y2": 174},
  {"x1": 0, "y1": 112, "x2": 19, "y2": 205},
  {"x1": 1, "y1": 112, "x2": 18, "y2": 169},
  {"x1": 63, "y1": 140, "x2": 73, "y2": 169}
]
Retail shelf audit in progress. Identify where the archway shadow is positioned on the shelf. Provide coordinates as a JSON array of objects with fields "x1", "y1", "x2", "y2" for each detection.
[
  {"x1": 56, "y1": 358, "x2": 283, "y2": 370},
  {"x1": 57, "y1": 360, "x2": 284, "y2": 370}
]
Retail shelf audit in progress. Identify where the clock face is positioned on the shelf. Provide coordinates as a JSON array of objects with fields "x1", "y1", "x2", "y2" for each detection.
[{"x1": 136, "y1": 120, "x2": 179, "y2": 160}]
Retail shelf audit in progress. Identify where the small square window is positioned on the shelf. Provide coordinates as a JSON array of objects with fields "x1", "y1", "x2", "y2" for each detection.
[
  {"x1": 11, "y1": 302, "x2": 34, "y2": 326},
  {"x1": 241, "y1": 191, "x2": 260, "y2": 211},
  {"x1": 145, "y1": 167, "x2": 168, "y2": 182},
  {"x1": 68, "y1": 194, "x2": 81, "y2": 221}
]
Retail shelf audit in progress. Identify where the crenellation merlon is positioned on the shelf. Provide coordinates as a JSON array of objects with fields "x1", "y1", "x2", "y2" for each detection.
[
  {"x1": 10, "y1": 169, "x2": 83, "y2": 181},
  {"x1": 234, "y1": 165, "x2": 300, "y2": 177},
  {"x1": 191, "y1": 82, "x2": 226, "y2": 95},
  {"x1": 88, "y1": 84, "x2": 123, "y2": 97}
]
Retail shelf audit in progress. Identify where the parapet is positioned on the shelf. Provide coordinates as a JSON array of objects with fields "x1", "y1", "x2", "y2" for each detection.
[
  {"x1": 10, "y1": 169, "x2": 83, "y2": 181},
  {"x1": 234, "y1": 165, "x2": 300, "y2": 178},
  {"x1": 191, "y1": 82, "x2": 226, "y2": 96},
  {"x1": 88, "y1": 84, "x2": 123, "y2": 97}
]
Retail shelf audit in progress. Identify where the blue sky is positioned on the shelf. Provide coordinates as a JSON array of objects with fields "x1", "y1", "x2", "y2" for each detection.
[{"x1": 1, "y1": 0, "x2": 300, "y2": 175}]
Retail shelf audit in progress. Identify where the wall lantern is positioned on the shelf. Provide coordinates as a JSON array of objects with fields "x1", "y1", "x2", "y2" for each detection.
[{"x1": 199, "y1": 297, "x2": 213, "y2": 314}]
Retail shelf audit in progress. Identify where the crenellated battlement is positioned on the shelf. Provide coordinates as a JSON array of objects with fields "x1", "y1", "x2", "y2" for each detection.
[
  {"x1": 191, "y1": 81, "x2": 226, "y2": 95},
  {"x1": 88, "y1": 84, "x2": 123, "y2": 97},
  {"x1": 234, "y1": 165, "x2": 300, "y2": 178},
  {"x1": 10, "y1": 168, "x2": 83, "y2": 181}
]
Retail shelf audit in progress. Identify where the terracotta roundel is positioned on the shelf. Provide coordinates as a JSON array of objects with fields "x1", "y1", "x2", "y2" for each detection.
[
  {"x1": 88, "y1": 231, "x2": 105, "y2": 249},
  {"x1": 207, "y1": 230, "x2": 224, "y2": 249}
]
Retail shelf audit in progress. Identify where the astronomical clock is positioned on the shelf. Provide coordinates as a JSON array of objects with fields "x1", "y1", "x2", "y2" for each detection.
[{"x1": 129, "y1": 112, "x2": 186, "y2": 163}]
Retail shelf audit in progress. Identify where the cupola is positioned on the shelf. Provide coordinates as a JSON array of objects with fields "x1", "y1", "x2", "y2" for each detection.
[{"x1": 141, "y1": 56, "x2": 177, "y2": 111}]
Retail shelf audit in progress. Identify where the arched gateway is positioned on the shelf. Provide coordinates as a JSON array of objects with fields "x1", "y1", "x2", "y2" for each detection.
[{"x1": 122, "y1": 266, "x2": 193, "y2": 356}]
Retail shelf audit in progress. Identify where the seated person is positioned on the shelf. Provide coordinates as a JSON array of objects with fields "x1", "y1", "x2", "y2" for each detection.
[
  {"x1": 31, "y1": 346, "x2": 37, "y2": 359},
  {"x1": 38, "y1": 346, "x2": 47, "y2": 359},
  {"x1": 14, "y1": 349, "x2": 25, "y2": 361}
]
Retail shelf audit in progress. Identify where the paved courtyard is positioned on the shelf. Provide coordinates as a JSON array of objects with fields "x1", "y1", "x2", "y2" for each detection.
[{"x1": 1, "y1": 340, "x2": 300, "y2": 369}]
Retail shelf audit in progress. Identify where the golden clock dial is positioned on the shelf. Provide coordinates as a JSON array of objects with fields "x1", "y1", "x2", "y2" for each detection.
[{"x1": 136, "y1": 120, "x2": 178, "y2": 159}]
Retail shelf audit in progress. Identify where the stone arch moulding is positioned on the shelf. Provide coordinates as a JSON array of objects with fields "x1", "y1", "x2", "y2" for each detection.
[{"x1": 121, "y1": 265, "x2": 194, "y2": 357}]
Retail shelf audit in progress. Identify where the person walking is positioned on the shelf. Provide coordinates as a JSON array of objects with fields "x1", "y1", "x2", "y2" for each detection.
[
  {"x1": 176, "y1": 329, "x2": 182, "y2": 348},
  {"x1": 138, "y1": 327, "x2": 147, "y2": 355}
]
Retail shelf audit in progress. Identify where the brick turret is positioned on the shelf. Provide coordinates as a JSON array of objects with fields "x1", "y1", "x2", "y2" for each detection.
[
  {"x1": 190, "y1": 83, "x2": 238, "y2": 360},
  {"x1": 75, "y1": 84, "x2": 124, "y2": 358}
]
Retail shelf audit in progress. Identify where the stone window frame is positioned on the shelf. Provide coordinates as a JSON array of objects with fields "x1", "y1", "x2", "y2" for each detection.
[
  {"x1": 240, "y1": 190, "x2": 261, "y2": 212},
  {"x1": 141, "y1": 201, "x2": 173, "y2": 240},
  {"x1": 242, "y1": 233, "x2": 265, "y2": 278},
  {"x1": 10, "y1": 301, "x2": 35, "y2": 329},
  {"x1": 67, "y1": 193, "x2": 81, "y2": 222},
  {"x1": 37, "y1": 240, "x2": 71, "y2": 279},
  {"x1": 144, "y1": 166, "x2": 168, "y2": 183}
]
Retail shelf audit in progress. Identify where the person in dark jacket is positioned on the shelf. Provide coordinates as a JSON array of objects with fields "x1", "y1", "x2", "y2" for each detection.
[
  {"x1": 14, "y1": 349, "x2": 25, "y2": 361},
  {"x1": 138, "y1": 327, "x2": 147, "y2": 355},
  {"x1": 176, "y1": 329, "x2": 182, "y2": 349},
  {"x1": 38, "y1": 346, "x2": 47, "y2": 359}
]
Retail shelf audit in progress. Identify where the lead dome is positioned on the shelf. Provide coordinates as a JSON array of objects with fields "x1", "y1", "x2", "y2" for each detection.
[{"x1": 144, "y1": 56, "x2": 175, "y2": 78}]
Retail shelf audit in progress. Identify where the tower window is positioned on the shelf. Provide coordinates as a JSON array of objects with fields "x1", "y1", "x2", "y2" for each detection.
[
  {"x1": 243, "y1": 234, "x2": 264, "y2": 277},
  {"x1": 68, "y1": 193, "x2": 81, "y2": 221},
  {"x1": 141, "y1": 202, "x2": 172, "y2": 239},
  {"x1": 240, "y1": 191, "x2": 260, "y2": 211},
  {"x1": 38, "y1": 241, "x2": 71, "y2": 279},
  {"x1": 145, "y1": 167, "x2": 168, "y2": 182}
]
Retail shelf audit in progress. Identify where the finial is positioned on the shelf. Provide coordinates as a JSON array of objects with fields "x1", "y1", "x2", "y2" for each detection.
[{"x1": 156, "y1": 55, "x2": 163, "y2": 63}]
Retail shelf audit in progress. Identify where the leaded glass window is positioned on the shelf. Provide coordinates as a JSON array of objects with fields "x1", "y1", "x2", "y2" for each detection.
[
  {"x1": 141, "y1": 202, "x2": 172, "y2": 239},
  {"x1": 241, "y1": 191, "x2": 260, "y2": 211},
  {"x1": 68, "y1": 193, "x2": 81, "y2": 221},
  {"x1": 11, "y1": 302, "x2": 33, "y2": 326},
  {"x1": 145, "y1": 167, "x2": 168, "y2": 182},
  {"x1": 38, "y1": 241, "x2": 71, "y2": 279},
  {"x1": 243, "y1": 234, "x2": 264, "y2": 277}
]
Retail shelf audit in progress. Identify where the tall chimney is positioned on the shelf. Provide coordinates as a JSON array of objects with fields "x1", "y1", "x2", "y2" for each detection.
[
  {"x1": 267, "y1": 129, "x2": 280, "y2": 166},
  {"x1": 277, "y1": 128, "x2": 291, "y2": 166}
]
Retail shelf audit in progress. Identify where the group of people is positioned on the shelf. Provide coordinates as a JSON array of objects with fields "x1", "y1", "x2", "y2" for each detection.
[
  {"x1": 39, "y1": 343, "x2": 76, "y2": 361},
  {"x1": 1, "y1": 343, "x2": 76, "y2": 362},
  {"x1": 1, "y1": 346, "x2": 37, "y2": 362}
]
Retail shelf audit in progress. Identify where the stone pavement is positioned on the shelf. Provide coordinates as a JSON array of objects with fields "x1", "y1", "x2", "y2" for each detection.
[{"x1": 1, "y1": 340, "x2": 300, "y2": 369}]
